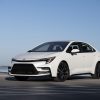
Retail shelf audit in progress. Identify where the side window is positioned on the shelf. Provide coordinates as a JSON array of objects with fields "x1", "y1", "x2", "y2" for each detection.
[
  {"x1": 72, "y1": 45, "x2": 79, "y2": 50},
  {"x1": 67, "y1": 42, "x2": 80, "y2": 53},
  {"x1": 81, "y1": 43, "x2": 95, "y2": 53}
]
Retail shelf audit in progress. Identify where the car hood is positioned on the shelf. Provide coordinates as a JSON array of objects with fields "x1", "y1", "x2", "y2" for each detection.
[{"x1": 13, "y1": 52, "x2": 60, "y2": 60}]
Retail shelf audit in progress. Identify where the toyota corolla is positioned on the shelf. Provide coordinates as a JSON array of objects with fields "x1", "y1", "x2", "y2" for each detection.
[{"x1": 8, "y1": 41, "x2": 100, "y2": 81}]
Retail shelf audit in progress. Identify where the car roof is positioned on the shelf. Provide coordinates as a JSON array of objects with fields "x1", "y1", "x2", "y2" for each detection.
[{"x1": 46, "y1": 40, "x2": 80, "y2": 43}]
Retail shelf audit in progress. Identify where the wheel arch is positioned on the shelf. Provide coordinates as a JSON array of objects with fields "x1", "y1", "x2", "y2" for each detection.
[
  {"x1": 94, "y1": 61, "x2": 100, "y2": 73},
  {"x1": 58, "y1": 60, "x2": 70, "y2": 74}
]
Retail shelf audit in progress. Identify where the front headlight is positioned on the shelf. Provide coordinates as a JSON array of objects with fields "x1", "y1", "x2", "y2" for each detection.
[
  {"x1": 38, "y1": 57, "x2": 56, "y2": 64},
  {"x1": 12, "y1": 58, "x2": 16, "y2": 61},
  {"x1": 11, "y1": 58, "x2": 17, "y2": 62},
  {"x1": 11, "y1": 58, "x2": 18, "y2": 63},
  {"x1": 45, "y1": 57, "x2": 56, "y2": 64}
]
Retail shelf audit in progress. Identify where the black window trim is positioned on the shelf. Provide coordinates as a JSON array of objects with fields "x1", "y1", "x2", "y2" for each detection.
[
  {"x1": 66, "y1": 42, "x2": 96, "y2": 53},
  {"x1": 80, "y1": 42, "x2": 96, "y2": 53}
]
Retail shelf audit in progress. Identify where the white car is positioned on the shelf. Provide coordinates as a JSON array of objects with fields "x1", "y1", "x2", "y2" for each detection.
[{"x1": 8, "y1": 41, "x2": 100, "y2": 81}]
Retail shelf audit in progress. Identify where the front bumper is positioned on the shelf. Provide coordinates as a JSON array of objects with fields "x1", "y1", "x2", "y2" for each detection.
[{"x1": 8, "y1": 62, "x2": 51, "y2": 77}]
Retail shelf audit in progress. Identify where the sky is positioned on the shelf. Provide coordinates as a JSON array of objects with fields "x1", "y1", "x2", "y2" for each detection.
[{"x1": 0, "y1": 0, "x2": 100, "y2": 66}]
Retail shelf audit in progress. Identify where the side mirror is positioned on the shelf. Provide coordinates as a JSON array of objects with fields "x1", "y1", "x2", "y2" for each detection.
[{"x1": 71, "y1": 49, "x2": 80, "y2": 55}]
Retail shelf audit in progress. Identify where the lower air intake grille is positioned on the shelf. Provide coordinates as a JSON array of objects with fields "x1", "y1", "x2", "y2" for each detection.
[{"x1": 11, "y1": 64, "x2": 38, "y2": 75}]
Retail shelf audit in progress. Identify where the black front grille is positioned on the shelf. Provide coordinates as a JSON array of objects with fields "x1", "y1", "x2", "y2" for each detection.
[{"x1": 11, "y1": 64, "x2": 38, "y2": 75}]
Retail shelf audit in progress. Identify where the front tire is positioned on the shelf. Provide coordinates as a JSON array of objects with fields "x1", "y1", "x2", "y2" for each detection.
[
  {"x1": 54, "y1": 62, "x2": 70, "y2": 82},
  {"x1": 15, "y1": 76, "x2": 29, "y2": 81}
]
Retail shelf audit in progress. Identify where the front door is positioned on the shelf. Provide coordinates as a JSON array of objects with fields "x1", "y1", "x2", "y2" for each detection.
[{"x1": 66, "y1": 42, "x2": 85, "y2": 75}]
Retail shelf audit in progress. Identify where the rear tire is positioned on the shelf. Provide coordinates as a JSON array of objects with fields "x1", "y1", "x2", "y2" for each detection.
[
  {"x1": 92, "y1": 63, "x2": 100, "y2": 79},
  {"x1": 54, "y1": 62, "x2": 70, "y2": 82},
  {"x1": 15, "y1": 76, "x2": 29, "y2": 81}
]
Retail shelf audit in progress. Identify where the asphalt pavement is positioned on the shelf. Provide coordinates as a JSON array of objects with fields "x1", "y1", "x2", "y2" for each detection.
[{"x1": 0, "y1": 73, "x2": 100, "y2": 100}]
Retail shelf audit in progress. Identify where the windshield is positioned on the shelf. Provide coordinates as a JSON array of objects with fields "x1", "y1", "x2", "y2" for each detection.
[{"x1": 28, "y1": 42, "x2": 69, "y2": 52}]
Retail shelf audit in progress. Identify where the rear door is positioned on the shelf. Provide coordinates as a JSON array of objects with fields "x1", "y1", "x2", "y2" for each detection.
[{"x1": 80, "y1": 42, "x2": 96, "y2": 73}]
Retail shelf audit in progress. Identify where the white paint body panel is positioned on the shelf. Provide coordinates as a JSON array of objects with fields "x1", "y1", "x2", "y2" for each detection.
[{"x1": 9, "y1": 41, "x2": 100, "y2": 77}]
